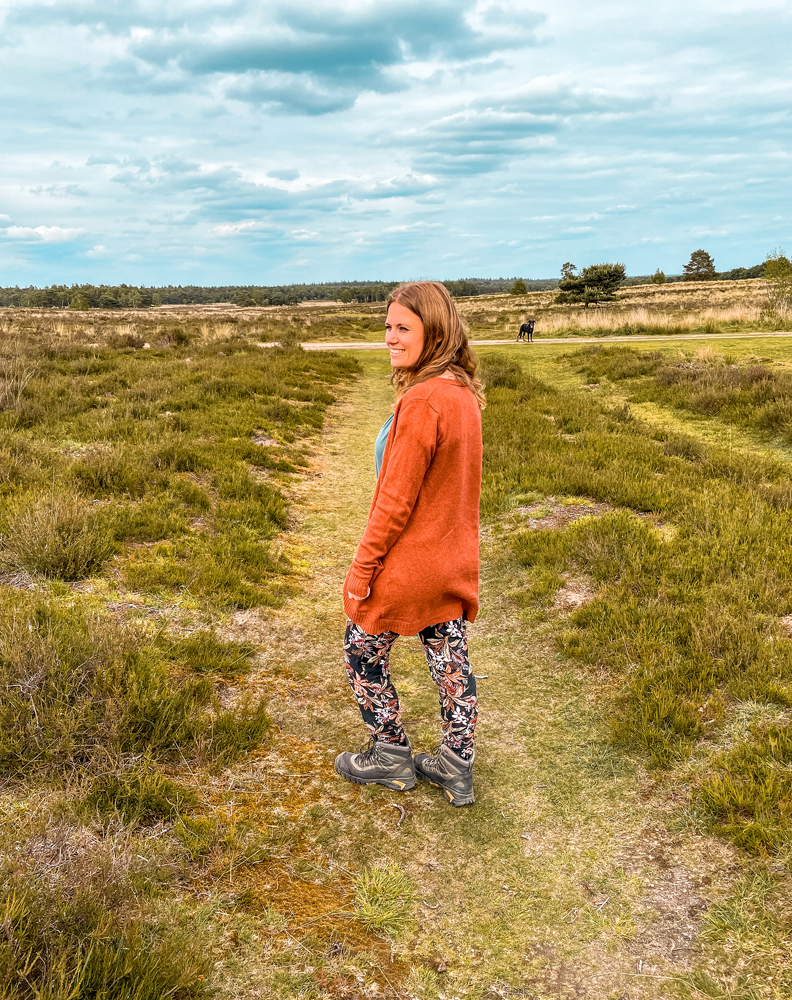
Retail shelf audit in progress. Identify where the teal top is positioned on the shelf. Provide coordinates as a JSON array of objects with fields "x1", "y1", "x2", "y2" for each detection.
[{"x1": 374, "y1": 414, "x2": 394, "y2": 477}]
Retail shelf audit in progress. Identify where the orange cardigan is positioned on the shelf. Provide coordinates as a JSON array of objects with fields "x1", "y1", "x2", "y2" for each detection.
[{"x1": 344, "y1": 377, "x2": 482, "y2": 635}]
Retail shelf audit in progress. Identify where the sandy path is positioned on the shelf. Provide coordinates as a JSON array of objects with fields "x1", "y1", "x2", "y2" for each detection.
[{"x1": 299, "y1": 331, "x2": 792, "y2": 351}]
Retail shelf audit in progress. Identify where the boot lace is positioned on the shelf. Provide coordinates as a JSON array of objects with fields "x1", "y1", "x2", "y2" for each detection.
[{"x1": 357, "y1": 737, "x2": 386, "y2": 765}]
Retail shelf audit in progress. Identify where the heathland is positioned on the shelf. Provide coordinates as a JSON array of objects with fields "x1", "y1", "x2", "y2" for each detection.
[
  {"x1": 2, "y1": 288, "x2": 792, "y2": 999},
  {"x1": 2, "y1": 275, "x2": 787, "y2": 351}
]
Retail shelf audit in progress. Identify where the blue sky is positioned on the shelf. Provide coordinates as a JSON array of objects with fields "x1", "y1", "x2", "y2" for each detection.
[{"x1": 1, "y1": 0, "x2": 790, "y2": 286}]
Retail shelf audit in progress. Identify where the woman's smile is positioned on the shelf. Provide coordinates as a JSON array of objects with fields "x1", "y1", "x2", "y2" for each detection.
[{"x1": 385, "y1": 301, "x2": 425, "y2": 368}]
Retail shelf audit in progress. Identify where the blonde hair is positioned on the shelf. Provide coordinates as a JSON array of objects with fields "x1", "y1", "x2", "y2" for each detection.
[{"x1": 387, "y1": 281, "x2": 486, "y2": 409}]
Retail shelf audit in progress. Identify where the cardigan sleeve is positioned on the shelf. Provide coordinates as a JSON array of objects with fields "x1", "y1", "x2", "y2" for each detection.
[{"x1": 346, "y1": 397, "x2": 439, "y2": 597}]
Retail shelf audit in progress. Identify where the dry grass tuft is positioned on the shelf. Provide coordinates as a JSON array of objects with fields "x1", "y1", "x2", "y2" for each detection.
[{"x1": 0, "y1": 489, "x2": 116, "y2": 580}]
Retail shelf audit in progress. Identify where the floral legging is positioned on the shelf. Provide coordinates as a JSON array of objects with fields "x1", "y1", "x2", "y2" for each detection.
[{"x1": 343, "y1": 616, "x2": 478, "y2": 760}]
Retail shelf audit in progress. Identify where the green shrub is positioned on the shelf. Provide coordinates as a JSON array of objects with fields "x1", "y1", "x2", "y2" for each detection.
[
  {"x1": 482, "y1": 366, "x2": 792, "y2": 793},
  {"x1": 0, "y1": 490, "x2": 117, "y2": 579},
  {"x1": 570, "y1": 345, "x2": 792, "y2": 442},
  {"x1": 215, "y1": 466, "x2": 288, "y2": 534},
  {"x1": 206, "y1": 699, "x2": 271, "y2": 767},
  {"x1": 71, "y1": 446, "x2": 155, "y2": 497},
  {"x1": 116, "y1": 650, "x2": 214, "y2": 755},
  {"x1": 569, "y1": 345, "x2": 665, "y2": 382},
  {"x1": 479, "y1": 353, "x2": 522, "y2": 389},
  {"x1": 152, "y1": 442, "x2": 210, "y2": 472},
  {"x1": 123, "y1": 528, "x2": 290, "y2": 609},
  {"x1": 111, "y1": 496, "x2": 191, "y2": 543}
]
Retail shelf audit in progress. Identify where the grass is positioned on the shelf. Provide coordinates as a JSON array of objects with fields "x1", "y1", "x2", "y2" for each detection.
[
  {"x1": 570, "y1": 343, "x2": 792, "y2": 441},
  {"x1": 4, "y1": 275, "x2": 787, "y2": 353},
  {"x1": 477, "y1": 350, "x2": 792, "y2": 851},
  {"x1": 157, "y1": 630, "x2": 257, "y2": 675},
  {"x1": 0, "y1": 315, "x2": 356, "y2": 605},
  {"x1": 0, "y1": 488, "x2": 117, "y2": 579},
  {"x1": 353, "y1": 863, "x2": 418, "y2": 939},
  {"x1": 0, "y1": 878, "x2": 214, "y2": 1000},
  {"x1": 695, "y1": 723, "x2": 792, "y2": 854},
  {"x1": 0, "y1": 312, "x2": 361, "y2": 999},
  {"x1": 0, "y1": 590, "x2": 271, "y2": 776},
  {"x1": 5, "y1": 304, "x2": 792, "y2": 998},
  {"x1": 85, "y1": 769, "x2": 197, "y2": 824}
]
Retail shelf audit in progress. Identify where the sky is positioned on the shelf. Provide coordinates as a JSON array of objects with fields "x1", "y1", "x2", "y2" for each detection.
[{"x1": 1, "y1": 0, "x2": 791, "y2": 287}]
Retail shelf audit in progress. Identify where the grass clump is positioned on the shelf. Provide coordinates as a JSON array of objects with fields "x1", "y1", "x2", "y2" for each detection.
[
  {"x1": 122, "y1": 528, "x2": 290, "y2": 609},
  {"x1": 0, "y1": 592, "x2": 270, "y2": 777},
  {"x1": 353, "y1": 862, "x2": 418, "y2": 939},
  {"x1": 85, "y1": 769, "x2": 197, "y2": 824},
  {"x1": 0, "y1": 878, "x2": 213, "y2": 1000},
  {"x1": 158, "y1": 630, "x2": 256, "y2": 675},
  {"x1": 204, "y1": 699, "x2": 271, "y2": 767},
  {"x1": 0, "y1": 489, "x2": 116, "y2": 580},
  {"x1": 696, "y1": 723, "x2": 792, "y2": 855}
]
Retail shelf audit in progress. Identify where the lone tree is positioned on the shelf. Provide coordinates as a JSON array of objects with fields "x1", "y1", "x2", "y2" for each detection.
[
  {"x1": 556, "y1": 262, "x2": 626, "y2": 308},
  {"x1": 651, "y1": 269, "x2": 666, "y2": 284},
  {"x1": 683, "y1": 249, "x2": 717, "y2": 281},
  {"x1": 510, "y1": 278, "x2": 528, "y2": 295},
  {"x1": 764, "y1": 251, "x2": 792, "y2": 314}
]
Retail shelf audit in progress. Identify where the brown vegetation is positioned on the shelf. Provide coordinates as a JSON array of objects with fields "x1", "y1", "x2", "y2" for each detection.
[{"x1": 3, "y1": 275, "x2": 787, "y2": 351}]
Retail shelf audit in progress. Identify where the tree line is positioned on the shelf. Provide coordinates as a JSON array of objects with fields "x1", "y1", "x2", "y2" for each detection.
[
  {"x1": 0, "y1": 280, "x2": 483, "y2": 309},
  {"x1": 0, "y1": 256, "x2": 770, "y2": 310}
]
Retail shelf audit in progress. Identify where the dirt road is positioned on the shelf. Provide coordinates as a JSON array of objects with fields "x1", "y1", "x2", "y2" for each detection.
[{"x1": 299, "y1": 331, "x2": 792, "y2": 351}]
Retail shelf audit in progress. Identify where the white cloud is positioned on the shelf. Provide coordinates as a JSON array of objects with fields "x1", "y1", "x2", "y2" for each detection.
[
  {"x1": 2, "y1": 0, "x2": 789, "y2": 281},
  {"x1": 5, "y1": 225, "x2": 85, "y2": 242},
  {"x1": 383, "y1": 221, "x2": 442, "y2": 233},
  {"x1": 86, "y1": 244, "x2": 108, "y2": 257},
  {"x1": 211, "y1": 220, "x2": 257, "y2": 236}
]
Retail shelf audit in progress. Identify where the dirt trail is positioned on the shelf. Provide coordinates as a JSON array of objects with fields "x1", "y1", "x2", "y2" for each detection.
[{"x1": 234, "y1": 360, "x2": 743, "y2": 999}]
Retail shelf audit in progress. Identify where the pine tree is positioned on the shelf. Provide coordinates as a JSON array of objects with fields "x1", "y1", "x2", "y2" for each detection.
[
  {"x1": 556, "y1": 263, "x2": 626, "y2": 308},
  {"x1": 682, "y1": 249, "x2": 716, "y2": 281}
]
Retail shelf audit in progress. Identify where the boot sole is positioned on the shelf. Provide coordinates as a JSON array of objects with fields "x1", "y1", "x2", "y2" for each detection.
[
  {"x1": 415, "y1": 770, "x2": 475, "y2": 806},
  {"x1": 334, "y1": 761, "x2": 416, "y2": 791}
]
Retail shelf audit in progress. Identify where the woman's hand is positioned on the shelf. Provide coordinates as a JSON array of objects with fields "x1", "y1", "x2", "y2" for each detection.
[{"x1": 347, "y1": 587, "x2": 371, "y2": 601}]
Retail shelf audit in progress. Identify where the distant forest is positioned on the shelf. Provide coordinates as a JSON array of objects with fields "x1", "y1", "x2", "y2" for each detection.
[{"x1": 0, "y1": 265, "x2": 764, "y2": 309}]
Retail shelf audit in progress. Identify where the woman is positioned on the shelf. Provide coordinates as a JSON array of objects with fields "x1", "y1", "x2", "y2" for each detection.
[{"x1": 334, "y1": 281, "x2": 485, "y2": 807}]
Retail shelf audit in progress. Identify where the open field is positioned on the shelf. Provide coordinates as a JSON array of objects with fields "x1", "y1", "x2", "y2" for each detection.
[
  {"x1": 3, "y1": 309, "x2": 792, "y2": 998},
  {"x1": 2, "y1": 276, "x2": 788, "y2": 349}
]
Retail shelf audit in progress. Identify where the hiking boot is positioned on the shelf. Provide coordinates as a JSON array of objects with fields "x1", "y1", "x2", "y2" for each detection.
[
  {"x1": 414, "y1": 745, "x2": 475, "y2": 806},
  {"x1": 334, "y1": 738, "x2": 416, "y2": 791}
]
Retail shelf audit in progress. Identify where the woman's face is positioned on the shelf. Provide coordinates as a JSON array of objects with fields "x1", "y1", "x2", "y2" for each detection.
[{"x1": 385, "y1": 301, "x2": 425, "y2": 368}]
